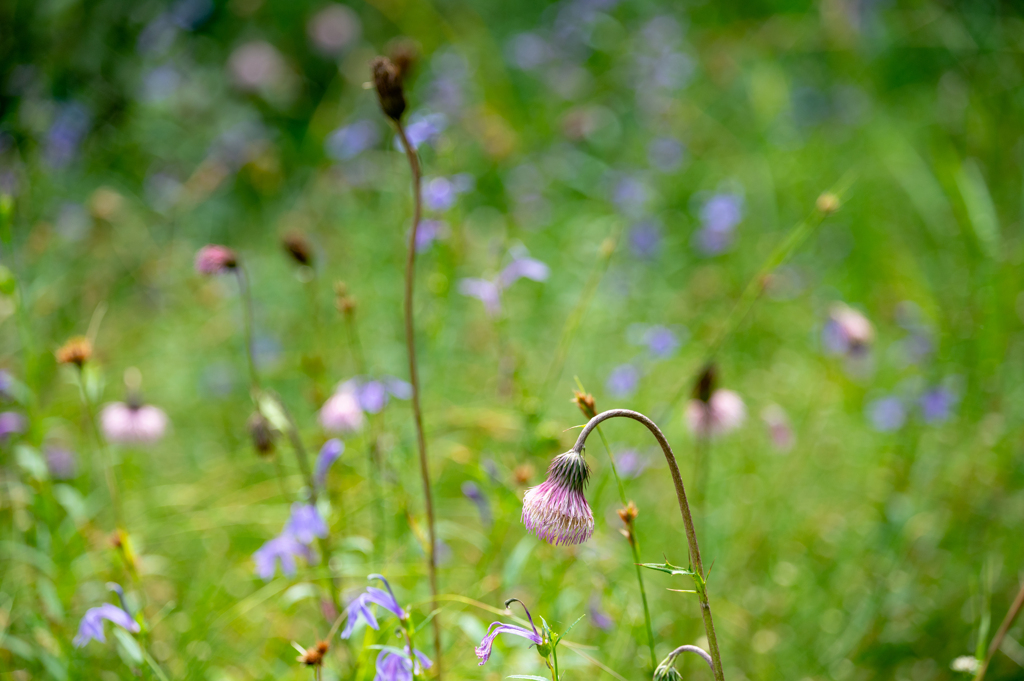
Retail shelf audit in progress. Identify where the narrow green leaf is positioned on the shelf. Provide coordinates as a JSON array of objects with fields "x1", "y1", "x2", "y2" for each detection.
[
  {"x1": 957, "y1": 159, "x2": 1000, "y2": 259},
  {"x1": 637, "y1": 561, "x2": 694, "y2": 577}
]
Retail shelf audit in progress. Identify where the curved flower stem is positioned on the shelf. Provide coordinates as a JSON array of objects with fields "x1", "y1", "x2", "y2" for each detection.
[
  {"x1": 394, "y1": 119, "x2": 442, "y2": 675},
  {"x1": 974, "y1": 579, "x2": 1024, "y2": 681},
  {"x1": 573, "y1": 409, "x2": 725, "y2": 681},
  {"x1": 592, "y1": 425, "x2": 656, "y2": 668}
]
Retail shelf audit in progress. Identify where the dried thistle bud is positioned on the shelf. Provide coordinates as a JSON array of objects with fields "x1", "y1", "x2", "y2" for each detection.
[
  {"x1": 282, "y1": 232, "x2": 313, "y2": 266},
  {"x1": 388, "y1": 38, "x2": 418, "y2": 81},
  {"x1": 297, "y1": 641, "x2": 330, "y2": 666},
  {"x1": 617, "y1": 500, "x2": 639, "y2": 526},
  {"x1": 692, "y1": 363, "x2": 717, "y2": 404},
  {"x1": 513, "y1": 463, "x2": 535, "y2": 486},
  {"x1": 56, "y1": 336, "x2": 93, "y2": 367},
  {"x1": 572, "y1": 390, "x2": 597, "y2": 419},
  {"x1": 371, "y1": 57, "x2": 406, "y2": 121},
  {"x1": 248, "y1": 412, "x2": 275, "y2": 456},
  {"x1": 816, "y1": 192, "x2": 840, "y2": 215}
]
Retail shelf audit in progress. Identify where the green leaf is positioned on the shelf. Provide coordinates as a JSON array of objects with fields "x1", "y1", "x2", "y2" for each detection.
[
  {"x1": 637, "y1": 561, "x2": 695, "y2": 577},
  {"x1": 957, "y1": 159, "x2": 1000, "y2": 259},
  {"x1": 559, "y1": 614, "x2": 586, "y2": 641}
]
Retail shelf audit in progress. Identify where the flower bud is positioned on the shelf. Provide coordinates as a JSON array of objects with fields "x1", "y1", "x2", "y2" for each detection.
[
  {"x1": 297, "y1": 640, "x2": 329, "y2": 667},
  {"x1": 692, "y1": 363, "x2": 716, "y2": 404},
  {"x1": 56, "y1": 336, "x2": 93, "y2": 367},
  {"x1": 816, "y1": 192, "x2": 840, "y2": 215},
  {"x1": 572, "y1": 390, "x2": 597, "y2": 419},
  {"x1": 282, "y1": 232, "x2": 313, "y2": 267},
  {"x1": 618, "y1": 500, "x2": 638, "y2": 526},
  {"x1": 194, "y1": 245, "x2": 238, "y2": 275},
  {"x1": 248, "y1": 412, "x2": 275, "y2": 456},
  {"x1": 371, "y1": 57, "x2": 406, "y2": 121}
]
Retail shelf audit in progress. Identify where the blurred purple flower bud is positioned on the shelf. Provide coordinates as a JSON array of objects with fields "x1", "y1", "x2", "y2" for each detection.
[
  {"x1": 73, "y1": 602, "x2": 139, "y2": 647},
  {"x1": 194, "y1": 245, "x2": 237, "y2": 275},
  {"x1": 228, "y1": 41, "x2": 289, "y2": 93},
  {"x1": 383, "y1": 377, "x2": 412, "y2": 400},
  {"x1": 45, "y1": 103, "x2": 90, "y2": 170},
  {"x1": 415, "y1": 219, "x2": 449, "y2": 251},
  {"x1": 615, "y1": 449, "x2": 650, "y2": 479},
  {"x1": 648, "y1": 137, "x2": 684, "y2": 172},
  {"x1": 508, "y1": 32, "x2": 553, "y2": 70},
  {"x1": 920, "y1": 387, "x2": 956, "y2": 424},
  {"x1": 646, "y1": 326, "x2": 680, "y2": 358},
  {"x1": 307, "y1": 4, "x2": 360, "y2": 55},
  {"x1": 462, "y1": 481, "x2": 492, "y2": 527},
  {"x1": 423, "y1": 176, "x2": 458, "y2": 211},
  {"x1": 823, "y1": 303, "x2": 874, "y2": 357},
  {"x1": 315, "y1": 439, "x2": 344, "y2": 489},
  {"x1": 0, "y1": 411, "x2": 25, "y2": 441},
  {"x1": 629, "y1": 219, "x2": 663, "y2": 259},
  {"x1": 499, "y1": 254, "x2": 550, "y2": 288},
  {"x1": 253, "y1": 534, "x2": 308, "y2": 580},
  {"x1": 401, "y1": 112, "x2": 447, "y2": 150},
  {"x1": 285, "y1": 503, "x2": 328, "y2": 545},
  {"x1": 357, "y1": 380, "x2": 389, "y2": 414},
  {"x1": 325, "y1": 120, "x2": 380, "y2": 161},
  {"x1": 867, "y1": 396, "x2": 906, "y2": 432},
  {"x1": 319, "y1": 390, "x2": 365, "y2": 433},
  {"x1": 459, "y1": 278, "x2": 502, "y2": 316},
  {"x1": 606, "y1": 364, "x2": 639, "y2": 399},
  {"x1": 613, "y1": 176, "x2": 651, "y2": 217},
  {"x1": 589, "y1": 596, "x2": 614, "y2": 631},
  {"x1": 45, "y1": 446, "x2": 77, "y2": 480}
]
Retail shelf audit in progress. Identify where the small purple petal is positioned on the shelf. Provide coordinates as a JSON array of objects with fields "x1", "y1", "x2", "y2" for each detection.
[
  {"x1": 459, "y1": 278, "x2": 502, "y2": 316},
  {"x1": 606, "y1": 364, "x2": 639, "y2": 399},
  {"x1": 315, "y1": 439, "x2": 344, "y2": 488}
]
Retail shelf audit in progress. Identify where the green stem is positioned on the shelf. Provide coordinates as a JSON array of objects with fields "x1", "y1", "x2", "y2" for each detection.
[
  {"x1": 552, "y1": 643, "x2": 560, "y2": 681},
  {"x1": 593, "y1": 425, "x2": 656, "y2": 668},
  {"x1": 974, "y1": 580, "x2": 1024, "y2": 681}
]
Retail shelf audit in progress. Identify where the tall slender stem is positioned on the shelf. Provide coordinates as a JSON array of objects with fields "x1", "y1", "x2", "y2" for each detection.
[
  {"x1": 394, "y1": 120, "x2": 442, "y2": 674},
  {"x1": 573, "y1": 409, "x2": 725, "y2": 681},
  {"x1": 974, "y1": 579, "x2": 1024, "y2": 681},
  {"x1": 593, "y1": 426, "x2": 656, "y2": 668}
]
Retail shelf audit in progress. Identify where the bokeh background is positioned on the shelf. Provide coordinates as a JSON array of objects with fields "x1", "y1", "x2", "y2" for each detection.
[{"x1": 2, "y1": 0, "x2": 1024, "y2": 679}]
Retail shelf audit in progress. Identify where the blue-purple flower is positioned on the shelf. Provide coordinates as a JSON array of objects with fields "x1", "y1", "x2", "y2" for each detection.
[
  {"x1": 416, "y1": 219, "x2": 449, "y2": 252},
  {"x1": 822, "y1": 303, "x2": 874, "y2": 357},
  {"x1": 462, "y1": 481, "x2": 492, "y2": 527},
  {"x1": 325, "y1": 120, "x2": 380, "y2": 161},
  {"x1": 400, "y1": 111, "x2": 447, "y2": 150},
  {"x1": 341, "y1": 575, "x2": 407, "y2": 639},
  {"x1": 694, "y1": 192, "x2": 743, "y2": 256},
  {"x1": 522, "y1": 450, "x2": 593, "y2": 546},
  {"x1": 339, "y1": 376, "x2": 412, "y2": 414},
  {"x1": 253, "y1": 534, "x2": 309, "y2": 580},
  {"x1": 374, "y1": 646, "x2": 432, "y2": 681},
  {"x1": 589, "y1": 596, "x2": 614, "y2": 631},
  {"x1": 648, "y1": 137, "x2": 685, "y2": 172},
  {"x1": 423, "y1": 174, "x2": 473, "y2": 212},
  {"x1": 920, "y1": 387, "x2": 956, "y2": 424},
  {"x1": 73, "y1": 602, "x2": 140, "y2": 647},
  {"x1": 476, "y1": 599, "x2": 545, "y2": 665},
  {"x1": 606, "y1": 364, "x2": 640, "y2": 399},
  {"x1": 0, "y1": 411, "x2": 25, "y2": 441},
  {"x1": 867, "y1": 396, "x2": 906, "y2": 432},
  {"x1": 315, "y1": 439, "x2": 344, "y2": 489},
  {"x1": 45, "y1": 445, "x2": 78, "y2": 480},
  {"x1": 285, "y1": 503, "x2": 328, "y2": 544},
  {"x1": 629, "y1": 218, "x2": 663, "y2": 259},
  {"x1": 459, "y1": 247, "x2": 549, "y2": 317}
]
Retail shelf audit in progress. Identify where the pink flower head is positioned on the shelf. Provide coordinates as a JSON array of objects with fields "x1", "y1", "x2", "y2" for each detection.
[
  {"x1": 521, "y1": 449, "x2": 594, "y2": 545},
  {"x1": 100, "y1": 402, "x2": 169, "y2": 445},
  {"x1": 318, "y1": 388, "x2": 365, "y2": 433},
  {"x1": 684, "y1": 389, "x2": 745, "y2": 438},
  {"x1": 823, "y1": 303, "x2": 873, "y2": 356},
  {"x1": 194, "y1": 245, "x2": 237, "y2": 275}
]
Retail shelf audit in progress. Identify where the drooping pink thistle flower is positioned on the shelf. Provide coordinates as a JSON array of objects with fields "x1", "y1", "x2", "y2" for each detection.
[
  {"x1": 100, "y1": 402, "x2": 169, "y2": 445},
  {"x1": 521, "y1": 449, "x2": 594, "y2": 545},
  {"x1": 318, "y1": 388, "x2": 365, "y2": 433},
  {"x1": 684, "y1": 389, "x2": 746, "y2": 438},
  {"x1": 194, "y1": 244, "x2": 237, "y2": 275}
]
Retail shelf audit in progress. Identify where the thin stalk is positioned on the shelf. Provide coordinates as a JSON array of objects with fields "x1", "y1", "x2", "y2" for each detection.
[
  {"x1": 574, "y1": 409, "x2": 725, "y2": 681},
  {"x1": 592, "y1": 425, "x2": 656, "y2": 668},
  {"x1": 974, "y1": 579, "x2": 1024, "y2": 681},
  {"x1": 552, "y1": 642, "x2": 560, "y2": 681},
  {"x1": 394, "y1": 120, "x2": 442, "y2": 673}
]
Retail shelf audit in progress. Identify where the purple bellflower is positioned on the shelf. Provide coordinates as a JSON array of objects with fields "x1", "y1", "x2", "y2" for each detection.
[
  {"x1": 315, "y1": 439, "x2": 344, "y2": 489},
  {"x1": 867, "y1": 396, "x2": 906, "y2": 432},
  {"x1": 629, "y1": 218, "x2": 663, "y2": 259},
  {"x1": 253, "y1": 534, "x2": 309, "y2": 580},
  {"x1": 374, "y1": 646, "x2": 432, "y2": 681},
  {"x1": 73, "y1": 586, "x2": 140, "y2": 648},
  {"x1": 920, "y1": 386, "x2": 956, "y2": 424},
  {"x1": 415, "y1": 219, "x2": 449, "y2": 252},
  {"x1": 589, "y1": 596, "x2": 614, "y2": 631},
  {"x1": 325, "y1": 120, "x2": 380, "y2": 161},
  {"x1": 0, "y1": 411, "x2": 25, "y2": 441},
  {"x1": 693, "y1": 192, "x2": 743, "y2": 256},
  {"x1": 522, "y1": 449, "x2": 594, "y2": 545},
  {"x1": 423, "y1": 174, "x2": 473, "y2": 212},
  {"x1": 476, "y1": 598, "x2": 545, "y2": 666},
  {"x1": 45, "y1": 446, "x2": 78, "y2": 479},
  {"x1": 606, "y1": 364, "x2": 640, "y2": 399},
  {"x1": 341, "y1": 574, "x2": 407, "y2": 639},
  {"x1": 284, "y1": 503, "x2": 327, "y2": 545},
  {"x1": 319, "y1": 388, "x2": 365, "y2": 433},
  {"x1": 459, "y1": 247, "x2": 549, "y2": 317},
  {"x1": 400, "y1": 111, "x2": 447, "y2": 150},
  {"x1": 462, "y1": 481, "x2": 492, "y2": 527}
]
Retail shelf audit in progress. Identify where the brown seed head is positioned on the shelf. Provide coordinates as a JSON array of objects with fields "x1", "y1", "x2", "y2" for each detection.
[
  {"x1": 248, "y1": 412, "x2": 275, "y2": 456},
  {"x1": 282, "y1": 232, "x2": 313, "y2": 266},
  {"x1": 388, "y1": 38, "x2": 418, "y2": 81},
  {"x1": 371, "y1": 57, "x2": 406, "y2": 121},
  {"x1": 572, "y1": 390, "x2": 597, "y2": 419},
  {"x1": 513, "y1": 463, "x2": 535, "y2": 486},
  {"x1": 56, "y1": 336, "x2": 93, "y2": 367},
  {"x1": 618, "y1": 501, "x2": 639, "y2": 525},
  {"x1": 692, "y1": 363, "x2": 717, "y2": 404},
  {"x1": 298, "y1": 640, "x2": 330, "y2": 666}
]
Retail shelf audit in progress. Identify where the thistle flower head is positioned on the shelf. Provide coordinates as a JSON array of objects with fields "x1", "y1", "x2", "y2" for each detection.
[
  {"x1": 654, "y1": 645, "x2": 714, "y2": 680},
  {"x1": 685, "y1": 389, "x2": 745, "y2": 438},
  {"x1": 56, "y1": 336, "x2": 92, "y2": 366},
  {"x1": 521, "y1": 449, "x2": 594, "y2": 546},
  {"x1": 100, "y1": 402, "x2": 169, "y2": 445},
  {"x1": 297, "y1": 641, "x2": 329, "y2": 667},
  {"x1": 194, "y1": 244, "x2": 237, "y2": 275},
  {"x1": 371, "y1": 57, "x2": 406, "y2": 121}
]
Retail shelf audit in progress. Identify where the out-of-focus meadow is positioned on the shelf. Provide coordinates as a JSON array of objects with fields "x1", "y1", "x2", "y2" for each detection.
[{"x1": 2, "y1": 0, "x2": 1024, "y2": 679}]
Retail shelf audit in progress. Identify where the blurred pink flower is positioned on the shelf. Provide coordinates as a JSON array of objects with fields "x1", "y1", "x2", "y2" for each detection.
[
  {"x1": 685, "y1": 389, "x2": 745, "y2": 438},
  {"x1": 100, "y1": 402, "x2": 169, "y2": 445},
  {"x1": 307, "y1": 5, "x2": 360, "y2": 55},
  {"x1": 319, "y1": 389, "x2": 365, "y2": 433},
  {"x1": 760, "y1": 404, "x2": 794, "y2": 452},
  {"x1": 194, "y1": 245, "x2": 237, "y2": 275},
  {"x1": 822, "y1": 303, "x2": 873, "y2": 356}
]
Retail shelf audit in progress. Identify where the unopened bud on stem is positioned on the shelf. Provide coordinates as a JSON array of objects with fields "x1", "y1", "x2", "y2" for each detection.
[
  {"x1": 371, "y1": 57, "x2": 406, "y2": 121},
  {"x1": 572, "y1": 390, "x2": 597, "y2": 419},
  {"x1": 816, "y1": 192, "x2": 840, "y2": 215}
]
